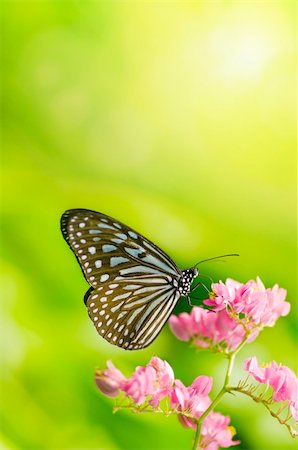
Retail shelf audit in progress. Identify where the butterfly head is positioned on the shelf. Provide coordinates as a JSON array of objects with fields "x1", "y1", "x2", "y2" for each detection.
[{"x1": 178, "y1": 267, "x2": 199, "y2": 295}]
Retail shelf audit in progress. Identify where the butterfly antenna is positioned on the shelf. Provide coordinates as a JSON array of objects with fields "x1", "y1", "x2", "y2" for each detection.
[{"x1": 194, "y1": 253, "x2": 239, "y2": 268}]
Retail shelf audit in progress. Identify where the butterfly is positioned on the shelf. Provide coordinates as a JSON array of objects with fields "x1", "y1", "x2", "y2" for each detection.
[{"x1": 61, "y1": 209, "x2": 234, "y2": 351}]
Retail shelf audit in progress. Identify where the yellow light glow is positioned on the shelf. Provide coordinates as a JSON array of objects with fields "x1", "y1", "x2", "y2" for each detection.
[{"x1": 209, "y1": 27, "x2": 276, "y2": 81}]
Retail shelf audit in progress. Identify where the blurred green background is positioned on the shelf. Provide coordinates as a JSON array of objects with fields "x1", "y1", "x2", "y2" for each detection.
[{"x1": 1, "y1": 1, "x2": 296, "y2": 449}]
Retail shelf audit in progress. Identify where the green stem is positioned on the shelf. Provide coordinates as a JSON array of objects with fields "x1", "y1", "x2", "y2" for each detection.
[
  {"x1": 229, "y1": 386, "x2": 297, "y2": 439},
  {"x1": 192, "y1": 336, "x2": 249, "y2": 450}
]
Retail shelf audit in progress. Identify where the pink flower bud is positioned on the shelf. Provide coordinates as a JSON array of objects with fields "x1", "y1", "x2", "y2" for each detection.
[
  {"x1": 147, "y1": 356, "x2": 175, "y2": 407},
  {"x1": 169, "y1": 312, "x2": 195, "y2": 341},
  {"x1": 264, "y1": 361, "x2": 298, "y2": 404},
  {"x1": 244, "y1": 356, "x2": 298, "y2": 422},
  {"x1": 123, "y1": 365, "x2": 156, "y2": 405},
  {"x1": 190, "y1": 376, "x2": 213, "y2": 397},
  {"x1": 201, "y1": 411, "x2": 240, "y2": 449},
  {"x1": 95, "y1": 360, "x2": 126, "y2": 397},
  {"x1": 170, "y1": 377, "x2": 212, "y2": 425},
  {"x1": 148, "y1": 356, "x2": 175, "y2": 382},
  {"x1": 243, "y1": 357, "x2": 266, "y2": 383}
]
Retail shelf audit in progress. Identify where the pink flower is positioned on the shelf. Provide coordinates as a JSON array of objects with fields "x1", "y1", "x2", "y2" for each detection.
[
  {"x1": 96, "y1": 357, "x2": 175, "y2": 408},
  {"x1": 95, "y1": 360, "x2": 126, "y2": 397},
  {"x1": 122, "y1": 365, "x2": 156, "y2": 405},
  {"x1": 204, "y1": 279, "x2": 243, "y2": 311},
  {"x1": 170, "y1": 376, "x2": 212, "y2": 429},
  {"x1": 169, "y1": 307, "x2": 248, "y2": 352},
  {"x1": 244, "y1": 357, "x2": 298, "y2": 422},
  {"x1": 201, "y1": 412, "x2": 240, "y2": 449},
  {"x1": 169, "y1": 312, "x2": 196, "y2": 341},
  {"x1": 123, "y1": 356, "x2": 175, "y2": 407},
  {"x1": 243, "y1": 356, "x2": 266, "y2": 383},
  {"x1": 147, "y1": 356, "x2": 175, "y2": 407},
  {"x1": 204, "y1": 277, "x2": 289, "y2": 329}
]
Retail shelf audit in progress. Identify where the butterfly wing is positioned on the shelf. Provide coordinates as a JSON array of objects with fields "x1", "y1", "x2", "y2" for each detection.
[
  {"x1": 84, "y1": 280, "x2": 180, "y2": 350},
  {"x1": 61, "y1": 208, "x2": 182, "y2": 349}
]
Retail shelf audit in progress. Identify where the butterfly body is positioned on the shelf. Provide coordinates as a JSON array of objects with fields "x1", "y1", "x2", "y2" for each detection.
[
  {"x1": 61, "y1": 209, "x2": 199, "y2": 350},
  {"x1": 179, "y1": 268, "x2": 198, "y2": 295}
]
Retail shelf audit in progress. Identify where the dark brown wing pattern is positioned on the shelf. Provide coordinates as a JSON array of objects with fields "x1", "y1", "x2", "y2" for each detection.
[{"x1": 61, "y1": 209, "x2": 182, "y2": 349}]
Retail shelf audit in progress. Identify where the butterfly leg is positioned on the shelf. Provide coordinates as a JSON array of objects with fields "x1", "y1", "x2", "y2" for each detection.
[
  {"x1": 187, "y1": 281, "x2": 212, "y2": 307},
  {"x1": 190, "y1": 281, "x2": 210, "y2": 294},
  {"x1": 186, "y1": 295, "x2": 196, "y2": 307},
  {"x1": 187, "y1": 293, "x2": 216, "y2": 311}
]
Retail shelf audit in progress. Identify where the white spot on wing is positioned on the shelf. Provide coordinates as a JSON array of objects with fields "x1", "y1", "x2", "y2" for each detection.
[
  {"x1": 110, "y1": 256, "x2": 129, "y2": 267},
  {"x1": 112, "y1": 292, "x2": 131, "y2": 301},
  {"x1": 116, "y1": 233, "x2": 127, "y2": 240},
  {"x1": 97, "y1": 223, "x2": 116, "y2": 230},
  {"x1": 111, "y1": 238, "x2": 123, "y2": 244},
  {"x1": 124, "y1": 247, "x2": 145, "y2": 258},
  {"x1": 102, "y1": 244, "x2": 117, "y2": 253},
  {"x1": 89, "y1": 229, "x2": 101, "y2": 234},
  {"x1": 100, "y1": 274, "x2": 109, "y2": 282},
  {"x1": 128, "y1": 231, "x2": 138, "y2": 239},
  {"x1": 126, "y1": 305, "x2": 146, "y2": 325}
]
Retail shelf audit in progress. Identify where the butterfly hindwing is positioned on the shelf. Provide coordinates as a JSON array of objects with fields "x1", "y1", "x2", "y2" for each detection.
[
  {"x1": 61, "y1": 208, "x2": 182, "y2": 349},
  {"x1": 85, "y1": 280, "x2": 180, "y2": 350}
]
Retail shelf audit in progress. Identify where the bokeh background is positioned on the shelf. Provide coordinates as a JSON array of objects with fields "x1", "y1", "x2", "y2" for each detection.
[{"x1": 1, "y1": 1, "x2": 296, "y2": 449}]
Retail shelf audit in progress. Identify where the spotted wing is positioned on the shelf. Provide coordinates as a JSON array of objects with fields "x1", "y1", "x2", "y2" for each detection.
[
  {"x1": 60, "y1": 208, "x2": 182, "y2": 349},
  {"x1": 85, "y1": 278, "x2": 180, "y2": 350}
]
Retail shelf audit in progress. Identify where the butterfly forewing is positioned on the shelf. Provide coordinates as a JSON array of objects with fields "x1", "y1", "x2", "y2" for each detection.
[{"x1": 61, "y1": 208, "x2": 182, "y2": 350}]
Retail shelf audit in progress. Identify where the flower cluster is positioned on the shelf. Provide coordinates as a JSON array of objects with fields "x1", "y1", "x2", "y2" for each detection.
[
  {"x1": 95, "y1": 356, "x2": 240, "y2": 449},
  {"x1": 204, "y1": 277, "x2": 289, "y2": 328},
  {"x1": 94, "y1": 276, "x2": 295, "y2": 449},
  {"x1": 169, "y1": 277, "x2": 289, "y2": 354},
  {"x1": 169, "y1": 307, "x2": 249, "y2": 352},
  {"x1": 95, "y1": 357, "x2": 174, "y2": 406},
  {"x1": 244, "y1": 356, "x2": 298, "y2": 422}
]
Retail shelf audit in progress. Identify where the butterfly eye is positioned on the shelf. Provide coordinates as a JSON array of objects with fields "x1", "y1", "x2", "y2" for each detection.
[{"x1": 61, "y1": 208, "x2": 198, "y2": 350}]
